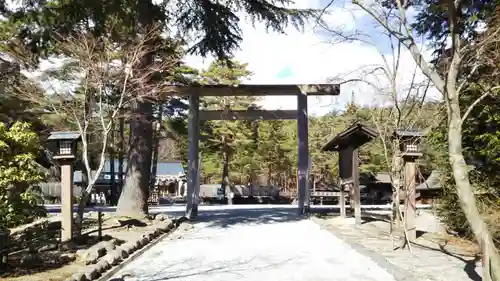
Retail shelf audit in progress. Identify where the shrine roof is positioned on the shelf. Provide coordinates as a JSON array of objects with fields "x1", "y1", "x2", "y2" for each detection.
[{"x1": 322, "y1": 122, "x2": 378, "y2": 151}]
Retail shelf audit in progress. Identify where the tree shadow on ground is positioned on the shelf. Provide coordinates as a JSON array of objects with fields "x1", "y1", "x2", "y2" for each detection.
[
  {"x1": 412, "y1": 241, "x2": 481, "y2": 281},
  {"x1": 195, "y1": 207, "x2": 303, "y2": 228},
  {"x1": 113, "y1": 255, "x2": 298, "y2": 281},
  {"x1": 188, "y1": 206, "x2": 359, "y2": 229},
  {"x1": 313, "y1": 210, "x2": 482, "y2": 281}
]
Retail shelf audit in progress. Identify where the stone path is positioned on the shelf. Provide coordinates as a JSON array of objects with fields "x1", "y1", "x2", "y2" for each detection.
[
  {"x1": 107, "y1": 207, "x2": 397, "y2": 281},
  {"x1": 314, "y1": 215, "x2": 482, "y2": 281}
]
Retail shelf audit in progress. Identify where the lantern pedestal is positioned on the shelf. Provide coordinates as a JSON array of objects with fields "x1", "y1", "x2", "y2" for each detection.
[
  {"x1": 55, "y1": 156, "x2": 75, "y2": 242},
  {"x1": 403, "y1": 159, "x2": 418, "y2": 242}
]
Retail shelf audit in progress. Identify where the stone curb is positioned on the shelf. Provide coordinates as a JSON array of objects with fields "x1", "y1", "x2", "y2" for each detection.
[
  {"x1": 311, "y1": 217, "x2": 420, "y2": 281},
  {"x1": 65, "y1": 218, "x2": 177, "y2": 281}
]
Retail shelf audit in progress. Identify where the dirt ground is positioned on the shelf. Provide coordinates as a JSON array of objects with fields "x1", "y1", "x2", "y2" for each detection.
[{"x1": 1, "y1": 213, "x2": 170, "y2": 281}]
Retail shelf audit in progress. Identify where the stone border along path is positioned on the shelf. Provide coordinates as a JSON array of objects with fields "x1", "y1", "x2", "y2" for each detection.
[
  {"x1": 66, "y1": 218, "x2": 176, "y2": 281},
  {"x1": 313, "y1": 216, "x2": 483, "y2": 281}
]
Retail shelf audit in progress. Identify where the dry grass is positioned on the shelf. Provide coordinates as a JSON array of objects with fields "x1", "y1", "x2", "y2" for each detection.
[{"x1": 1, "y1": 213, "x2": 166, "y2": 281}]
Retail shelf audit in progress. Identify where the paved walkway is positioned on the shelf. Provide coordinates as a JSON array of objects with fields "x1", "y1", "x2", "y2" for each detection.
[
  {"x1": 108, "y1": 207, "x2": 397, "y2": 281},
  {"x1": 314, "y1": 215, "x2": 482, "y2": 281}
]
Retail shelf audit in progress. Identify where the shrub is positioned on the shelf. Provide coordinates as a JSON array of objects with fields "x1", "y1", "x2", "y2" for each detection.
[{"x1": 0, "y1": 122, "x2": 46, "y2": 229}]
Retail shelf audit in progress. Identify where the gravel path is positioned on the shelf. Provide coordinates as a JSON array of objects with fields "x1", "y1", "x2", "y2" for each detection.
[{"x1": 108, "y1": 207, "x2": 397, "y2": 281}]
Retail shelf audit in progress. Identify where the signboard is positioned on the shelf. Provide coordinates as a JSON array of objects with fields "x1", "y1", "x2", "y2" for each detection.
[
  {"x1": 310, "y1": 191, "x2": 342, "y2": 197},
  {"x1": 339, "y1": 146, "x2": 354, "y2": 180}
]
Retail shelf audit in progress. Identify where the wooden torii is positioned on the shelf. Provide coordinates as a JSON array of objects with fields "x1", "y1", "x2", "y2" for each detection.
[
  {"x1": 322, "y1": 122, "x2": 378, "y2": 225},
  {"x1": 163, "y1": 84, "x2": 340, "y2": 219}
]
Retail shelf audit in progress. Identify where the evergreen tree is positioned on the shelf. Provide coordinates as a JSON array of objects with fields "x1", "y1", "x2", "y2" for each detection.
[{"x1": 0, "y1": 0, "x2": 316, "y2": 217}]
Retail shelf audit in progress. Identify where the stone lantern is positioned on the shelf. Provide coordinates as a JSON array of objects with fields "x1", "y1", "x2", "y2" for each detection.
[
  {"x1": 392, "y1": 129, "x2": 425, "y2": 241},
  {"x1": 48, "y1": 131, "x2": 81, "y2": 242},
  {"x1": 393, "y1": 130, "x2": 424, "y2": 159}
]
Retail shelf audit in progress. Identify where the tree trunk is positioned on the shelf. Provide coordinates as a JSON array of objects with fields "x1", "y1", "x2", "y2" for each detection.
[
  {"x1": 150, "y1": 104, "x2": 163, "y2": 190},
  {"x1": 110, "y1": 123, "x2": 116, "y2": 205},
  {"x1": 115, "y1": 1, "x2": 155, "y2": 219},
  {"x1": 447, "y1": 91, "x2": 500, "y2": 281},
  {"x1": 115, "y1": 101, "x2": 153, "y2": 218},
  {"x1": 118, "y1": 114, "x2": 125, "y2": 197},
  {"x1": 394, "y1": 186, "x2": 401, "y2": 228}
]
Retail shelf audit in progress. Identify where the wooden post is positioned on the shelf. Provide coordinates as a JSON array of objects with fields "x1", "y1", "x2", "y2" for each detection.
[
  {"x1": 404, "y1": 161, "x2": 417, "y2": 241},
  {"x1": 306, "y1": 157, "x2": 312, "y2": 211},
  {"x1": 297, "y1": 91, "x2": 309, "y2": 215},
  {"x1": 186, "y1": 93, "x2": 200, "y2": 219},
  {"x1": 97, "y1": 210, "x2": 102, "y2": 241},
  {"x1": 194, "y1": 154, "x2": 201, "y2": 213},
  {"x1": 60, "y1": 160, "x2": 74, "y2": 242},
  {"x1": 352, "y1": 148, "x2": 361, "y2": 225},
  {"x1": 339, "y1": 184, "x2": 346, "y2": 218}
]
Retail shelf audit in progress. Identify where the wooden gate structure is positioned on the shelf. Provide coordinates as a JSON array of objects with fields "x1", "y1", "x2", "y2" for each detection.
[
  {"x1": 322, "y1": 122, "x2": 378, "y2": 225},
  {"x1": 164, "y1": 84, "x2": 340, "y2": 219}
]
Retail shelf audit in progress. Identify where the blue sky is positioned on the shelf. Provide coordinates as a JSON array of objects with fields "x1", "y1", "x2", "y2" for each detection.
[{"x1": 185, "y1": 0, "x2": 437, "y2": 116}]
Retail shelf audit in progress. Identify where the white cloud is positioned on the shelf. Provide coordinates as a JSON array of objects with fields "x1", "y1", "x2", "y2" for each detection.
[
  {"x1": 11, "y1": 0, "x2": 442, "y2": 116},
  {"x1": 185, "y1": 0, "x2": 441, "y2": 116}
]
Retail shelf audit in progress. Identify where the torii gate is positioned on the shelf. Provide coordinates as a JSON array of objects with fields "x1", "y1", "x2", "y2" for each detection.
[{"x1": 166, "y1": 84, "x2": 340, "y2": 219}]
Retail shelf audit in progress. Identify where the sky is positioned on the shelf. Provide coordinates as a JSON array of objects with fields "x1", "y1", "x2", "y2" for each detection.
[
  {"x1": 184, "y1": 0, "x2": 439, "y2": 116},
  {"x1": 8, "y1": 0, "x2": 440, "y2": 116}
]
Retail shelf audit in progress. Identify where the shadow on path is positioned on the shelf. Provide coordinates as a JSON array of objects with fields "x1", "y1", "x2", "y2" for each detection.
[
  {"x1": 160, "y1": 205, "x2": 376, "y2": 229},
  {"x1": 192, "y1": 206, "x2": 364, "y2": 228},
  {"x1": 131, "y1": 256, "x2": 297, "y2": 281},
  {"x1": 193, "y1": 207, "x2": 305, "y2": 228},
  {"x1": 412, "y1": 241, "x2": 481, "y2": 281}
]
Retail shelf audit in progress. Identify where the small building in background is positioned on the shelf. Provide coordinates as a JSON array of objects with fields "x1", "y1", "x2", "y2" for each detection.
[
  {"x1": 39, "y1": 159, "x2": 186, "y2": 204},
  {"x1": 358, "y1": 170, "x2": 441, "y2": 204}
]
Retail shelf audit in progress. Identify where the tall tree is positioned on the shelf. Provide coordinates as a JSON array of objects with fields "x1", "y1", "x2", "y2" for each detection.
[
  {"x1": 1, "y1": 0, "x2": 317, "y2": 218},
  {"x1": 199, "y1": 60, "x2": 256, "y2": 203},
  {"x1": 321, "y1": 0, "x2": 500, "y2": 278}
]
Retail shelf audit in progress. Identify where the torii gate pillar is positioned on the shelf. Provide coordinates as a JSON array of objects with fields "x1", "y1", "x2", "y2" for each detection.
[
  {"x1": 186, "y1": 94, "x2": 200, "y2": 219},
  {"x1": 297, "y1": 91, "x2": 309, "y2": 215}
]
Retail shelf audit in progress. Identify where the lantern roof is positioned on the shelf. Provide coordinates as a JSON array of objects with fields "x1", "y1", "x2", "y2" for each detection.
[
  {"x1": 392, "y1": 130, "x2": 425, "y2": 138},
  {"x1": 48, "y1": 131, "x2": 81, "y2": 141}
]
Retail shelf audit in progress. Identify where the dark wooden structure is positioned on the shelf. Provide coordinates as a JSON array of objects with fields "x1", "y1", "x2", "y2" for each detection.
[
  {"x1": 322, "y1": 123, "x2": 378, "y2": 225},
  {"x1": 183, "y1": 84, "x2": 340, "y2": 218},
  {"x1": 392, "y1": 130, "x2": 424, "y2": 241}
]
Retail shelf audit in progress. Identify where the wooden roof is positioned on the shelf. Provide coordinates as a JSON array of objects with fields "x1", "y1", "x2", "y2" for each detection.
[
  {"x1": 393, "y1": 130, "x2": 425, "y2": 138},
  {"x1": 322, "y1": 123, "x2": 378, "y2": 151},
  {"x1": 48, "y1": 131, "x2": 81, "y2": 140}
]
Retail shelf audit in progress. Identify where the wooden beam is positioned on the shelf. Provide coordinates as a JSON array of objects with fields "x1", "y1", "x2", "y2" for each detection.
[
  {"x1": 160, "y1": 84, "x2": 340, "y2": 97},
  {"x1": 199, "y1": 110, "x2": 297, "y2": 120},
  {"x1": 352, "y1": 148, "x2": 361, "y2": 225}
]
